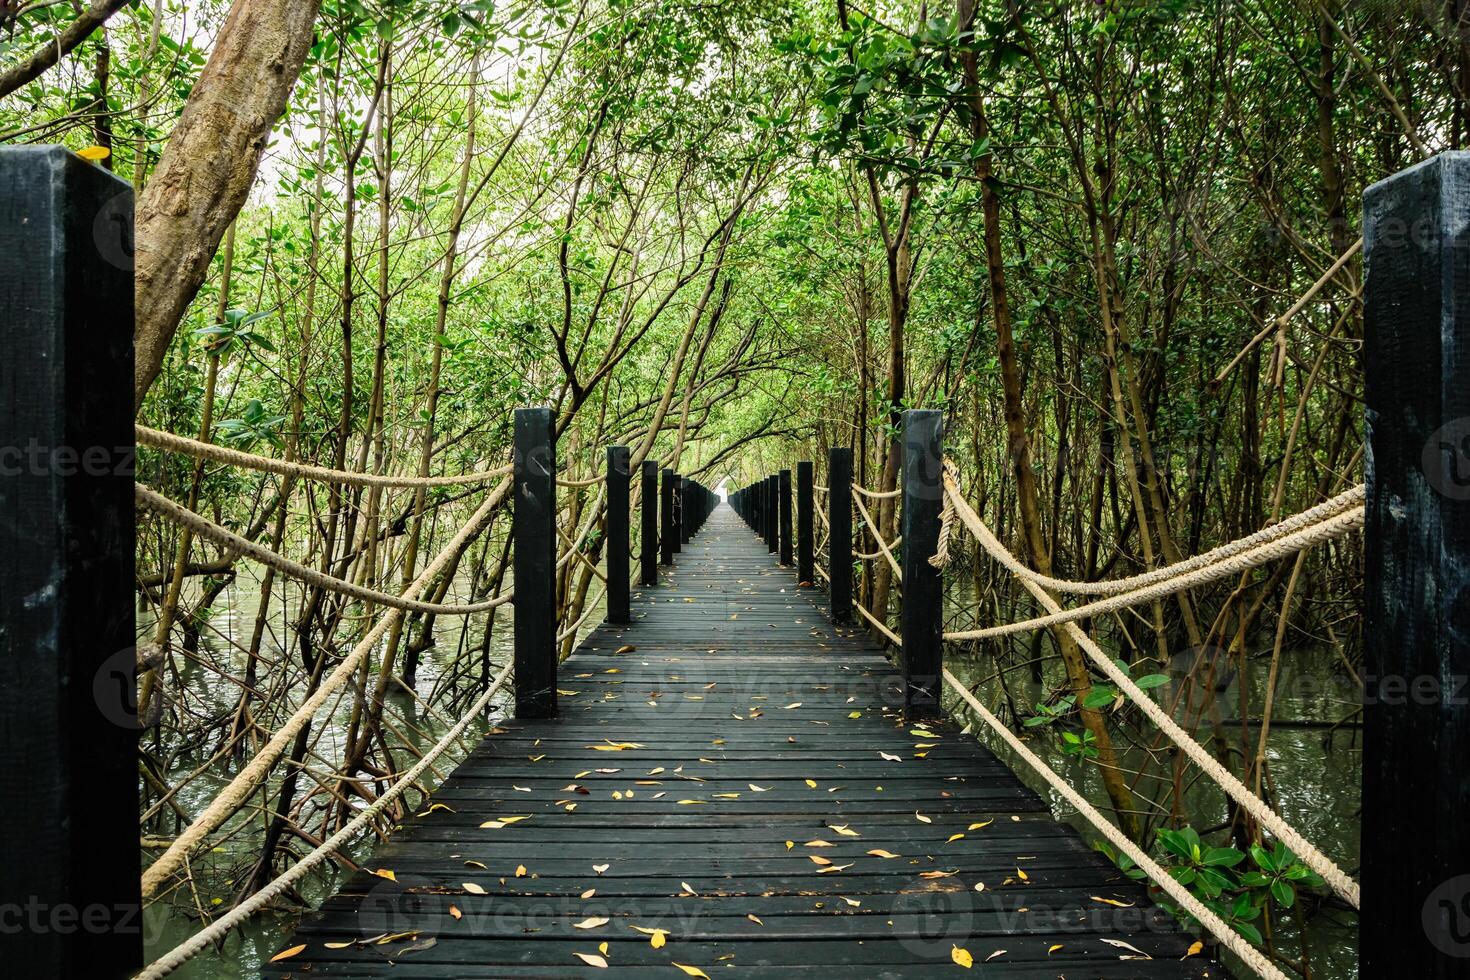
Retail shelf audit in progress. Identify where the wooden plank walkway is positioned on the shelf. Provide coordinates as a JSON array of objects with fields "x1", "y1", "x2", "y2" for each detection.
[{"x1": 265, "y1": 505, "x2": 1222, "y2": 978}]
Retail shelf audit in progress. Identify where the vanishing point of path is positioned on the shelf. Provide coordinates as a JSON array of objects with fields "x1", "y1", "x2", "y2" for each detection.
[{"x1": 265, "y1": 504, "x2": 1221, "y2": 978}]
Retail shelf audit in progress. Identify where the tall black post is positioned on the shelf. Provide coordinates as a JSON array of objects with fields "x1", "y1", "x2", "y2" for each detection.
[
  {"x1": 513, "y1": 406, "x2": 557, "y2": 719},
  {"x1": 680, "y1": 475, "x2": 693, "y2": 544},
  {"x1": 797, "y1": 461, "x2": 814, "y2": 585},
  {"x1": 660, "y1": 468, "x2": 675, "y2": 565},
  {"x1": 829, "y1": 448, "x2": 853, "y2": 624},
  {"x1": 766, "y1": 475, "x2": 778, "y2": 554},
  {"x1": 640, "y1": 460, "x2": 658, "y2": 587},
  {"x1": 0, "y1": 147, "x2": 140, "y2": 977},
  {"x1": 779, "y1": 469, "x2": 793, "y2": 566},
  {"x1": 900, "y1": 410, "x2": 944, "y2": 716},
  {"x1": 1362, "y1": 152, "x2": 1470, "y2": 974},
  {"x1": 606, "y1": 446, "x2": 630, "y2": 623},
  {"x1": 673, "y1": 475, "x2": 684, "y2": 553}
]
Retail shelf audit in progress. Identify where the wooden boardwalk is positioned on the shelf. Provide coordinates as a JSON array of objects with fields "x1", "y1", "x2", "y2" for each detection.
[{"x1": 266, "y1": 505, "x2": 1220, "y2": 978}]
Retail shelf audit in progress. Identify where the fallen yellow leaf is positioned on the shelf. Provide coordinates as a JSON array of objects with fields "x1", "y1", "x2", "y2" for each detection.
[
  {"x1": 573, "y1": 951, "x2": 609, "y2": 968},
  {"x1": 673, "y1": 965, "x2": 711, "y2": 979},
  {"x1": 270, "y1": 945, "x2": 306, "y2": 963},
  {"x1": 951, "y1": 945, "x2": 973, "y2": 968}
]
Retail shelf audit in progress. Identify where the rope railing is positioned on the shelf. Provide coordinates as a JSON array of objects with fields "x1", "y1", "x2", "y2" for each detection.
[
  {"x1": 853, "y1": 598, "x2": 900, "y2": 646},
  {"x1": 556, "y1": 471, "x2": 607, "y2": 488},
  {"x1": 942, "y1": 501, "x2": 1364, "y2": 641},
  {"x1": 139, "y1": 479, "x2": 512, "y2": 898},
  {"x1": 851, "y1": 491, "x2": 902, "y2": 582},
  {"x1": 942, "y1": 668, "x2": 1289, "y2": 980},
  {"x1": 940, "y1": 475, "x2": 1361, "y2": 910},
  {"x1": 851, "y1": 481, "x2": 900, "y2": 500},
  {"x1": 136, "y1": 660, "x2": 515, "y2": 979},
  {"x1": 558, "y1": 582, "x2": 608, "y2": 643},
  {"x1": 137, "y1": 424, "x2": 512, "y2": 488},
  {"x1": 136, "y1": 482, "x2": 517, "y2": 616},
  {"x1": 952, "y1": 480, "x2": 1365, "y2": 597}
]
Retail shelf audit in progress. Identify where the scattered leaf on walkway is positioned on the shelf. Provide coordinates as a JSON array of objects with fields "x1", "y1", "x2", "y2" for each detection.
[
  {"x1": 1100, "y1": 938, "x2": 1151, "y2": 958},
  {"x1": 950, "y1": 945, "x2": 973, "y2": 968},
  {"x1": 462, "y1": 882, "x2": 486, "y2": 895},
  {"x1": 574, "y1": 917, "x2": 610, "y2": 929},
  {"x1": 573, "y1": 952, "x2": 609, "y2": 968},
  {"x1": 270, "y1": 945, "x2": 306, "y2": 963},
  {"x1": 673, "y1": 965, "x2": 711, "y2": 978}
]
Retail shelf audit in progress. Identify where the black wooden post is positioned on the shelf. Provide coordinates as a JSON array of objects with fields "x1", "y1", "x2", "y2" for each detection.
[
  {"x1": 1362, "y1": 152, "x2": 1470, "y2": 974},
  {"x1": 900, "y1": 410, "x2": 944, "y2": 716},
  {"x1": 797, "y1": 461, "x2": 814, "y2": 585},
  {"x1": 0, "y1": 147, "x2": 140, "y2": 977},
  {"x1": 660, "y1": 467, "x2": 675, "y2": 565},
  {"x1": 606, "y1": 446, "x2": 630, "y2": 623},
  {"x1": 766, "y1": 475, "x2": 778, "y2": 554},
  {"x1": 513, "y1": 406, "x2": 557, "y2": 719},
  {"x1": 673, "y1": 474, "x2": 684, "y2": 553},
  {"x1": 779, "y1": 469, "x2": 793, "y2": 566},
  {"x1": 640, "y1": 460, "x2": 658, "y2": 587},
  {"x1": 680, "y1": 475, "x2": 692, "y2": 544},
  {"x1": 829, "y1": 448, "x2": 853, "y2": 624}
]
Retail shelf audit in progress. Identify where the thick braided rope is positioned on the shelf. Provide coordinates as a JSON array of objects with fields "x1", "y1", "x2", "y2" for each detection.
[
  {"x1": 853, "y1": 599, "x2": 901, "y2": 646},
  {"x1": 929, "y1": 458, "x2": 959, "y2": 569},
  {"x1": 855, "y1": 536, "x2": 902, "y2": 559},
  {"x1": 558, "y1": 582, "x2": 608, "y2": 642},
  {"x1": 851, "y1": 481, "x2": 901, "y2": 500},
  {"x1": 136, "y1": 660, "x2": 514, "y2": 979},
  {"x1": 851, "y1": 491, "x2": 902, "y2": 581},
  {"x1": 942, "y1": 481, "x2": 1361, "y2": 909},
  {"x1": 140, "y1": 480, "x2": 511, "y2": 898},
  {"x1": 137, "y1": 424, "x2": 511, "y2": 488},
  {"x1": 136, "y1": 483, "x2": 515, "y2": 616},
  {"x1": 943, "y1": 505, "x2": 1363, "y2": 641},
  {"x1": 942, "y1": 668, "x2": 1288, "y2": 980},
  {"x1": 556, "y1": 472, "x2": 607, "y2": 488},
  {"x1": 979, "y1": 483, "x2": 1364, "y2": 596}
]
